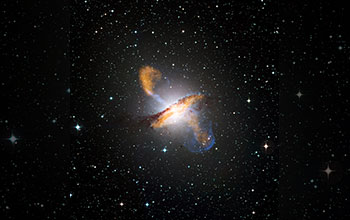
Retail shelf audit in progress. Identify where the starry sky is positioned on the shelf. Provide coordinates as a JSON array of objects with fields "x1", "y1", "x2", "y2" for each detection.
[{"x1": 1, "y1": 0, "x2": 349, "y2": 219}]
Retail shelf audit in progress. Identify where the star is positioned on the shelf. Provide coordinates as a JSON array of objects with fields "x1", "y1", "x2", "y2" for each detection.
[
  {"x1": 162, "y1": 148, "x2": 167, "y2": 153},
  {"x1": 247, "y1": 98, "x2": 251, "y2": 103},
  {"x1": 263, "y1": 143, "x2": 269, "y2": 151},
  {"x1": 145, "y1": 202, "x2": 150, "y2": 207},
  {"x1": 8, "y1": 134, "x2": 18, "y2": 144},
  {"x1": 120, "y1": 202, "x2": 124, "y2": 206},
  {"x1": 322, "y1": 164, "x2": 335, "y2": 179},
  {"x1": 75, "y1": 124, "x2": 81, "y2": 131},
  {"x1": 296, "y1": 91, "x2": 303, "y2": 98}
]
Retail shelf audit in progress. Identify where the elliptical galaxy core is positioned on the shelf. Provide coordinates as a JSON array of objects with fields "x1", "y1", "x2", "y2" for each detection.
[{"x1": 138, "y1": 66, "x2": 215, "y2": 153}]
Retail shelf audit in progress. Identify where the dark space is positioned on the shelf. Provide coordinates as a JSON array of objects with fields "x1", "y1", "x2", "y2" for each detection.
[{"x1": 1, "y1": 1, "x2": 349, "y2": 219}]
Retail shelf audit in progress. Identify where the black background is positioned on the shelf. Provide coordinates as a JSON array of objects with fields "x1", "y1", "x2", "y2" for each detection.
[{"x1": 1, "y1": 0, "x2": 349, "y2": 219}]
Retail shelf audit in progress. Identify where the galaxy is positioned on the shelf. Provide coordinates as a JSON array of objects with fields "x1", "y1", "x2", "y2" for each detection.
[
  {"x1": 1, "y1": 1, "x2": 350, "y2": 219},
  {"x1": 137, "y1": 66, "x2": 215, "y2": 153}
]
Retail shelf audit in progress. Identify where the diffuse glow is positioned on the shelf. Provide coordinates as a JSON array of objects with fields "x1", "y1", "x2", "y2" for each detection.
[
  {"x1": 187, "y1": 112, "x2": 210, "y2": 146},
  {"x1": 138, "y1": 66, "x2": 215, "y2": 152},
  {"x1": 150, "y1": 94, "x2": 205, "y2": 128},
  {"x1": 139, "y1": 66, "x2": 162, "y2": 96}
]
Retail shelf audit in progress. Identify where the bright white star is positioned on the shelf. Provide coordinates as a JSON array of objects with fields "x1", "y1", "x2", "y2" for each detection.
[
  {"x1": 296, "y1": 91, "x2": 303, "y2": 98},
  {"x1": 75, "y1": 124, "x2": 81, "y2": 131}
]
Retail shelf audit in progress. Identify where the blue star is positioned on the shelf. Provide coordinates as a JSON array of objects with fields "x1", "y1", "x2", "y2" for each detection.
[
  {"x1": 145, "y1": 202, "x2": 150, "y2": 207},
  {"x1": 8, "y1": 134, "x2": 18, "y2": 144},
  {"x1": 162, "y1": 148, "x2": 167, "y2": 153},
  {"x1": 75, "y1": 124, "x2": 81, "y2": 131}
]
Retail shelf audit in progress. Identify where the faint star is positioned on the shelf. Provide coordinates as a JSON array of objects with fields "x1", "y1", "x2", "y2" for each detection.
[
  {"x1": 322, "y1": 164, "x2": 335, "y2": 179},
  {"x1": 8, "y1": 134, "x2": 18, "y2": 144},
  {"x1": 296, "y1": 91, "x2": 303, "y2": 98},
  {"x1": 75, "y1": 124, "x2": 81, "y2": 131}
]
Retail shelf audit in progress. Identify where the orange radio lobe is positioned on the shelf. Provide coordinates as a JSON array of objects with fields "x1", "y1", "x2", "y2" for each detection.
[
  {"x1": 139, "y1": 66, "x2": 162, "y2": 96},
  {"x1": 187, "y1": 113, "x2": 209, "y2": 145}
]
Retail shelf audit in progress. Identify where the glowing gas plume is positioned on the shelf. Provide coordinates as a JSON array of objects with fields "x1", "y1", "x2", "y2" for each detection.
[
  {"x1": 187, "y1": 112, "x2": 210, "y2": 146},
  {"x1": 139, "y1": 66, "x2": 162, "y2": 96}
]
